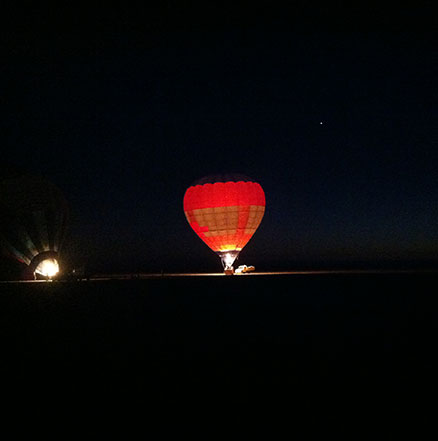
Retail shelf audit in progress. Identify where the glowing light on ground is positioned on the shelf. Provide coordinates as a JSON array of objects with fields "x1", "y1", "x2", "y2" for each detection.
[
  {"x1": 222, "y1": 252, "x2": 236, "y2": 269},
  {"x1": 35, "y1": 258, "x2": 59, "y2": 278}
]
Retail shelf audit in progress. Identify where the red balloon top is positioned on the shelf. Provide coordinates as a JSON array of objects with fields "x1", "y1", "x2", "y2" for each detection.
[{"x1": 184, "y1": 180, "x2": 265, "y2": 211}]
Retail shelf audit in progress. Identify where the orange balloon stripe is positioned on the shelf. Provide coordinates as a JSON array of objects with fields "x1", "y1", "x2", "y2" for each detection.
[
  {"x1": 237, "y1": 206, "x2": 250, "y2": 230},
  {"x1": 184, "y1": 205, "x2": 265, "y2": 253}
]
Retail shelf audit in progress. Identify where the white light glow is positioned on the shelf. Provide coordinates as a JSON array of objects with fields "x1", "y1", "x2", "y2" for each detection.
[
  {"x1": 223, "y1": 253, "x2": 235, "y2": 269},
  {"x1": 35, "y1": 258, "x2": 59, "y2": 278}
]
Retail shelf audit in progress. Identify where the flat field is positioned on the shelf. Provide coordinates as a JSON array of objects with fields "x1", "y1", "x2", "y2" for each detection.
[{"x1": 1, "y1": 272, "x2": 436, "y2": 425}]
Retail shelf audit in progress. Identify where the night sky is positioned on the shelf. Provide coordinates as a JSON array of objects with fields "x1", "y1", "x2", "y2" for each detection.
[{"x1": 1, "y1": 3, "x2": 436, "y2": 273}]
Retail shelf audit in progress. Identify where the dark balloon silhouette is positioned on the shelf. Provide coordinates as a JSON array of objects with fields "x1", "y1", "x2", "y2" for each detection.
[{"x1": 0, "y1": 168, "x2": 69, "y2": 279}]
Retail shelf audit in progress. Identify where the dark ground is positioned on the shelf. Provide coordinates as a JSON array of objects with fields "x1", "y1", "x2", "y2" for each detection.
[{"x1": 1, "y1": 273, "x2": 436, "y2": 435}]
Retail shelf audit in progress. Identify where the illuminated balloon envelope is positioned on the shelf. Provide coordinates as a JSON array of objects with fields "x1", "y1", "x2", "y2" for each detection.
[
  {"x1": 0, "y1": 169, "x2": 69, "y2": 279},
  {"x1": 183, "y1": 174, "x2": 265, "y2": 271}
]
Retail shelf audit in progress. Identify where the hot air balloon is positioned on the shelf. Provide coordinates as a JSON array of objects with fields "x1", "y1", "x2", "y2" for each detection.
[
  {"x1": 0, "y1": 168, "x2": 69, "y2": 279},
  {"x1": 183, "y1": 174, "x2": 265, "y2": 273}
]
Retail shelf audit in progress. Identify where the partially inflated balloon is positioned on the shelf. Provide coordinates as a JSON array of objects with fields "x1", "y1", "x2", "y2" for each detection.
[
  {"x1": 0, "y1": 169, "x2": 69, "y2": 279},
  {"x1": 183, "y1": 174, "x2": 265, "y2": 270}
]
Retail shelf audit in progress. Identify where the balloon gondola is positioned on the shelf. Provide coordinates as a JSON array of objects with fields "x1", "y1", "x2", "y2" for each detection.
[{"x1": 183, "y1": 174, "x2": 265, "y2": 274}]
